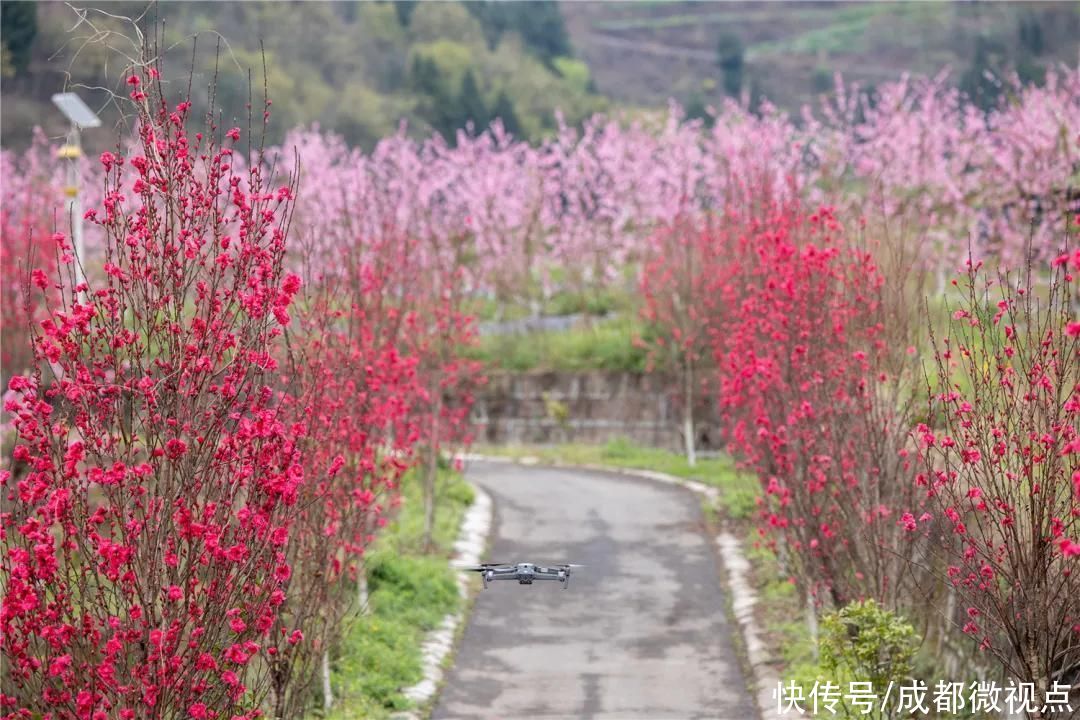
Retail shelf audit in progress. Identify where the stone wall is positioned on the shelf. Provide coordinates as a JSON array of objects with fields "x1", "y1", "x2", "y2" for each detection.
[{"x1": 470, "y1": 370, "x2": 720, "y2": 452}]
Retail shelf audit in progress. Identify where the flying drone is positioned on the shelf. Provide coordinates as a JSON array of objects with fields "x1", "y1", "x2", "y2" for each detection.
[{"x1": 462, "y1": 562, "x2": 584, "y2": 589}]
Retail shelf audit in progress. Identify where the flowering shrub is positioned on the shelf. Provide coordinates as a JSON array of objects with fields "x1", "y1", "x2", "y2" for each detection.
[
  {"x1": 639, "y1": 215, "x2": 724, "y2": 466},
  {"x1": 0, "y1": 132, "x2": 66, "y2": 386},
  {"x1": 265, "y1": 269, "x2": 421, "y2": 716},
  {"x1": 710, "y1": 204, "x2": 922, "y2": 609},
  {"x1": 1, "y1": 71, "x2": 309, "y2": 718},
  {"x1": 914, "y1": 248, "x2": 1080, "y2": 711}
]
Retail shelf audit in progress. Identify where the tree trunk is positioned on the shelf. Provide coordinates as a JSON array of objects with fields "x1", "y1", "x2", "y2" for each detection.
[
  {"x1": 321, "y1": 647, "x2": 334, "y2": 711},
  {"x1": 683, "y1": 355, "x2": 697, "y2": 467},
  {"x1": 422, "y1": 389, "x2": 443, "y2": 552},
  {"x1": 806, "y1": 586, "x2": 820, "y2": 658},
  {"x1": 357, "y1": 566, "x2": 369, "y2": 614}
]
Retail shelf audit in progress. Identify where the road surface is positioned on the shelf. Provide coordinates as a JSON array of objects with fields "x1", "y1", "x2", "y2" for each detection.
[{"x1": 431, "y1": 461, "x2": 757, "y2": 720}]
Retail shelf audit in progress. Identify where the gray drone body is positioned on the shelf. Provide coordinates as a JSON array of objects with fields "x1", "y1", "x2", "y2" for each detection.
[{"x1": 464, "y1": 562, "x2": 582, "y2": 589}]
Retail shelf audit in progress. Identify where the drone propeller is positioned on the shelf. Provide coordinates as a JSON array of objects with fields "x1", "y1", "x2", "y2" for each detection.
[{"x1": 456, "y1": 562, "x2": 511, "y2": 572}]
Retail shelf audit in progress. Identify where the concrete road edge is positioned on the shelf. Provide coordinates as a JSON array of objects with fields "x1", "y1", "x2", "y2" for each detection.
[{"x1": 395, "y1": 481, "x2": 494, "y2": 719}]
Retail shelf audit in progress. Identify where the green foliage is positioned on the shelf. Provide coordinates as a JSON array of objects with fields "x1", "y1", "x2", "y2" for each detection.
[
  {"x1": 489, "y1": 89, "x2": 522, "y2": 136},
  {"x1": 1, "y1": 0, "x2": 37, "y2": 76},
  {"x1": 323, "y1": 468, "x2": 473, "y2": 719},
  {"x1": 327, "y1": 554, "x2": 458, "y2": 718},
  {"x1": 458, "y1": 69, "x2": 490, "y2": 132},
  {"x1": 960, "y1": 34, "x2": 1008, "y2": 112},
  {"x1": 552, "y1": 56, "x2": 591, "y2": 93},
  {"x1": 819, "y1": 601, "x2": 918, "y2": 689},
  {"x1": 466, "y1": 316, "x2": 650, "y2": 373},
  {"x1": 466, "y1": 1, "x2": 572, "y2": 62},
  {"x1": 541, "y1": 392, "x2": 571, "y2": 431},
  {"x1": 1017, "y1": 11, "x2": 1045, "y2": 57},
  {"x1": 365, "y1": 553, "x2": 460, "y2": 630},
  {"x1": 715, "y1": 32, "x2": 745, "y2": 97},
  {"x1": 785, "y1": 601, "x2": 919, "y2": 719},
  {"x1": 3, "y1": 1, "x2": 601, "y2": 149}
]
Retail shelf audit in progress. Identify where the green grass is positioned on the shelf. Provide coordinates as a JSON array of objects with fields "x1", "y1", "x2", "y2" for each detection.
[
  {"x1": 474, "y1": 437, "x2": 760, "y2": 520},
  {"x1": 321, "y1": 467, "x2": 474, "y2": 720},
  {"x1": 465, "y1": 314, "x2": 653, "y2": 373}
]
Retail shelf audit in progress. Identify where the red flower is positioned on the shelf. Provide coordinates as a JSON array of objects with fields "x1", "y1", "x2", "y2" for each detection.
[
  {"x1": 1060, "y1": 539, "x2": 1080, "y2": 558},
  {"x1": 165, "y1": 438, "x2": 188, "y2": 459},
  {"x1": 48, "y1": 655, "x2": 72, "y2": 677}
]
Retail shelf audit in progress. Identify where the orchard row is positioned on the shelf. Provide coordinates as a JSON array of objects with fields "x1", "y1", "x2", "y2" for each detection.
[{"x1": 2, "y1": 59, "x2": 1079, "y2": 718}]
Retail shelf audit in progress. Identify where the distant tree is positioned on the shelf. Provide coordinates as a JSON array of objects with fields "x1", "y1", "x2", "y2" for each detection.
[
  {"x1": 1018, "y1": 11, "x2": 1045, "y2": 57},
  {"x1": 392, "y1": 0, "x2": 418, "y2": 26},
  {"x1": 490, "y1": 89, "x2": 522, "y2": 137},
  {"x1": 960, "y1": 34, "x2": 1005, "y2": 112},
  {"x1": 467, "y1": 1, "x2": 571, "y2": 63},
  {"x1": 715, "y1": 32, "x2": 744, "y2": 97},
  {"x1": 410, "y1": 54, "x2": 453, "y2": 138},
  {"x1": 409, "y1": 54, "x2": 441, "y2": 96},
  {"x1": 684, "y1": 92, "x2": 714, "y2": 128},
  {"x1": 1, "y1": 1, "x2": 37, "y2": 75},
  {"x1": 812, "y1": 66, "x2": 832, "y2": 94},
  {"x1": 458, "y1": 69, "x2": 490, "y2": 134}
]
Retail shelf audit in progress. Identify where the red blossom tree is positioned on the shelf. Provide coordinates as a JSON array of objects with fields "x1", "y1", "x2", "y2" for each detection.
[
  {"x1": 1, "y1": 133, "x2": 65, "y2": 387},
  {"x1": 265, "y1": 266, "x2": 421, "y2": 716},
  {"x1": 709, "y1": 204, "x2": 924, "y2": 614},
  {"x1": 1, "y1": 67, "x2": 312, "y2": 718},
  {"x1": 640, "y1": 215, "x2": 723, "y2": 465},
  {"x1": 914, "y1": 250, "x2": 1080, "y2": 715}
]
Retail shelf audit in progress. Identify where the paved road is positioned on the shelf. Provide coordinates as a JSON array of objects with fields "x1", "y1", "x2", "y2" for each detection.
[{"x1": 431, "y1": 461, "x2": 756, "y2": 720}]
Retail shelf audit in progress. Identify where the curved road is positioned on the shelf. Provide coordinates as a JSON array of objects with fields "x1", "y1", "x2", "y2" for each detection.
[{"x1": 432, "y1": 461, "x2": 756, "y2": 720}]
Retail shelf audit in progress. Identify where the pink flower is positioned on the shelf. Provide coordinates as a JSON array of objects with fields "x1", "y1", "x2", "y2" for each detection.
[
  {"x1": 188, "y1": 702, "x2": 208, "y2": 719},
  {"x1": 167, "y1": 585, "x2": 183, "y2": 601},
  {"x1": 1067, "y1": 322, "x2": 1080, "y2": 337},
  {"x1": 226, "y1": 127, "x2": 241, "y2": 142}
]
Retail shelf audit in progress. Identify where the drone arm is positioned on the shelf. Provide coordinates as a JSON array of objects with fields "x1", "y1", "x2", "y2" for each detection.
[{"x1": 532, "y1": 570, "x2": 565, "y2": 581}]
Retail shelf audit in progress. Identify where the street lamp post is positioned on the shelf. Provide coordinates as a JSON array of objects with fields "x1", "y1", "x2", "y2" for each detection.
[{"x1": 51, "y1": 92, "x2": 101, "y2": 292}]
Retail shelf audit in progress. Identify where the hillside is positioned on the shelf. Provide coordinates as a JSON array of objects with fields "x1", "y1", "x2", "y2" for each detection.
[
  {"x1": 561, "y1": 1, "x2": 1080, "y2": 114},
  {"x1": 0, "y1": 1, "x2": 604, "y2": 151},
  {"x1": 2, "y1": 1, "x2": 1078, "y2": 153}
]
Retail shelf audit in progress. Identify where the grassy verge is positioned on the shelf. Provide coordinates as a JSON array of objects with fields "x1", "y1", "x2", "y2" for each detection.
[
  {"x1": 464, "y1": 315, "x2": 653, "y2": 373},
  {"x1": 320, "y1": 466, "x2": 475, "y2": 720}
]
